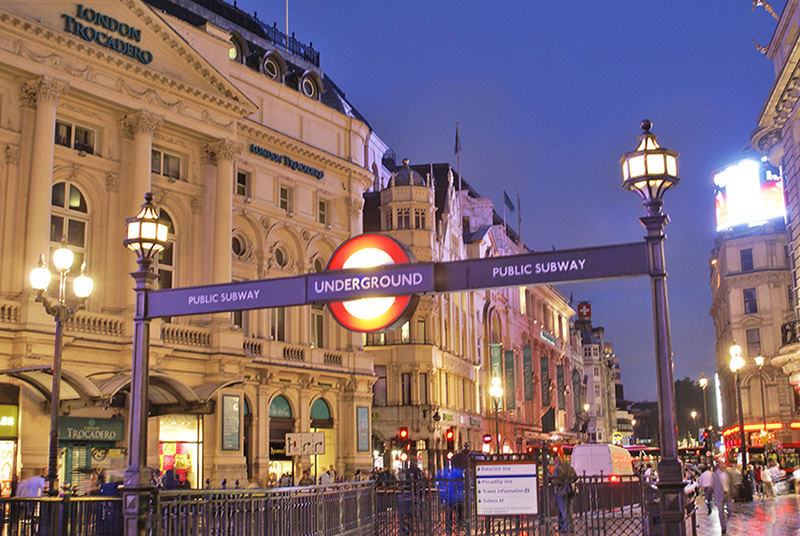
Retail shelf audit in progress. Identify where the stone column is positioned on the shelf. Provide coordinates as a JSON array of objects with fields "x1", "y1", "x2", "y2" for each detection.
[
  {"x1": 120, "y1": 111, "x2": 163, "y2": 306},
  {"x1": 120, "y1": 111, "x2": 163, "y2": 218},
  {"x1": 205, "y1": 140, "x2": 241, "y2": 286},
  {"x1": 20, "y1": 77, "x2": 69, "y2": 275}
]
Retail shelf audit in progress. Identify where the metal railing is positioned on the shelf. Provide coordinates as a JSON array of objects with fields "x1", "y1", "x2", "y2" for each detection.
[
  {"x1": 152, "y1": 482, "x2": 374, "y2": 536},
  {"x1": 0, "y1": 496, "x2": 122, "y2": 536},
  {"x1": 0, "y1": 474, "x2": 695, "y2": 536}
]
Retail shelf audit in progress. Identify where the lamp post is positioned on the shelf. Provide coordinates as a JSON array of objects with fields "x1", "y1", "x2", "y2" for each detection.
[
  {"x1": 729, "y1": 341, "x2": 752, "y2": 502},
  {"x1": 690, "y1": 410, "x2": 697, "y2": 443},
  {"x1": 122, "y1": 193, "x2": 170, "y2": 536},
  {"x1": 582, "y1": 402, "x2": 591, "y2": 441},
  {"x1": 754, "y1": 356, "x2": 767, "y2": 432},
  {"x1": 620, "y1": 120, "x2": 685, "y2": 535},
  {"x1": 698, "y1": 374, "x2": 709, "y2": 431},
  {"x1": 30, "y1": 245, "x2": 93, "y2": 495},
  {"x1": 489, "y1": 377, "x2": 504, "y2": 454}
]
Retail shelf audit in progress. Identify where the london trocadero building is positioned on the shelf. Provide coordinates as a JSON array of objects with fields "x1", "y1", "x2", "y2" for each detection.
[{"x1": 0, "y1": 0, "x2": 380, "y2": 490}]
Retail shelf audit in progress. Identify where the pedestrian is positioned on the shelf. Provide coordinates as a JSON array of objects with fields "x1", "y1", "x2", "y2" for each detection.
[
  {"x1": 712, "y1": 461, "x2": 733, "y2": 534},
  {"x1": 761, "y1": 464, "x2": 775, "y2": 497},
  {"x1": 298, "y1": 469, "x2": 315, "y2": 486},
  {"x1": 16, "y1": 468, "x2": 46, "y2": 497},
  {"x1": 552, "y1": 454, "x2": 578, "y2": 534},
  {"x1": 698, "y1": 465, "x2": 713, "y2": 515}
]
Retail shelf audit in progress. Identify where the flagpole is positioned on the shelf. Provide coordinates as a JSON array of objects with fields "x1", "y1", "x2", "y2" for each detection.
[
  {"x1": 503, "y1": 189, "x2": 507, "y2": 233},
  {"x1": 456, "y1": 122, "x2": 462, "y2": 225},
  {"x1": 517, "y1": 193, "x2": 521, "y2": 245}
]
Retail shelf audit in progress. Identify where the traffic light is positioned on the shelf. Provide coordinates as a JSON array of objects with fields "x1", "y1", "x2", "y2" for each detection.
[
  {"x1": 445, "y1": 428, "x2": 455, "y2": 453},
  {"x1": 399, "y1": 427, "x2": 409, "y2": 441},
  {"x1": 482, "y1": 434, "x2": 493, "y2": 446}
]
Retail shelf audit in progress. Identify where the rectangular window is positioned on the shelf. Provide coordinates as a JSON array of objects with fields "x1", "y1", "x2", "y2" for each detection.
[
  {"x1": 462, "y1": 216, "x2": 470, "y2": 232},
  {"x1": 232, "y1": 310, "x2": 248, "y2": 334},
  {"x1": 236, "y1": 171, "x2": 249, "y2": 197},
  {"x1": 401, "y1": 322, "x2": 410, "y2": 343},
  {"x1": 414, "y1": 209, "x2": 426, "y2": 229},
  {"x1": 398, "y1": 208, "x2": 410, "y2": 229},
  {"x1": 519, "y1": 288, "x2": 526, "y2": 315},
  {"x1": 310, "y1": 304, "x2": 324, "y2": 348},
  {"x1": 790, "y1": 285, "x2": 795, "y2": 309},
  {"x1": 318, "y1": 200, "x2": 328, "y2": 224},
  {"x1": 55, "y1": 120, "x2": 95, "y2": 154},
  {"x1": 373, "y1": 365, "x2": 387, "y2": 406},
  {"x1": 401, "y1": 373, "x2": 411, "y2": 405},
  {"x1": 384, "y1": 212, "x2": 392, "y2": 230},
  {"x1": 743, "y1": 288, "x2": 758, "y2": 314},
  {"x1": 270, "y1": 307, "x2": 285, "y2": 341},
  {"x1": 151, "y1": 149, "x2": 181, "y2": 180},
  {"x1": 156, "y1": 242, "x2": 174, "y2": 290},
  {"x1": 419, "y1": 373, "x2": 428, "y2": 405},
  {"x1": 279, "y1": 186, "x2": 292, "y2": 211},
  {"x1": 740, "y1": 248, "x2": 754, "y2": 272},
  {"x1": 417, "y1": 317, "x2": 426, "y2": 343},
  {"x1": 746, "y1": 328, "x2": 761, "y2": 357}
]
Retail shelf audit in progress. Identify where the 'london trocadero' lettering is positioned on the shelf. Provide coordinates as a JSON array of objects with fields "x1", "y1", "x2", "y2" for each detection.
[
  {"x1": 65, "y1": 427, "x2": 119, "y2": 441},
  {"x1": 492, "y1": 258, "x2": 586, "y2": 278},
  {"x1": 314, "y1": 272, "x2": 423, "y2": 295},
  {"x1": 61, "y1": 5, "x2": 153, "y2": 65},
  {"x1": 188, "y1": 289, "x2": 261, "y2": 306}
]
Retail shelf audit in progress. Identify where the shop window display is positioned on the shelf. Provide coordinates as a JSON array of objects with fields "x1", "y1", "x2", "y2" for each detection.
[{"x1": 159, "y1": 415, "x2": 202, "y2": 488}]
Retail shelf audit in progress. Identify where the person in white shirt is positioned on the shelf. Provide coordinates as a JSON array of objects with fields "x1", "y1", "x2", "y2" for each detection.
[
  {"x1": 712, "y1": 461, "x2": 732, "y2": 534},
  {"x1": 697, "y1": 466, "x2": 713, "y2": 514},
  {"x1": 761, "y1": 464, "x2": 775, "y2": 497}
]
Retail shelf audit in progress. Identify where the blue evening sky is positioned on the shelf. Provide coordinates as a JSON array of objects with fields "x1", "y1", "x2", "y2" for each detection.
[{"x1": 235, "y1": 0, "x2": 783, "y2": 401}]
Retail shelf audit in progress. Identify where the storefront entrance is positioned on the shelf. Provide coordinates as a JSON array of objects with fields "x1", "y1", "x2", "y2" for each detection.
[
  {"x1": 158, "y1": 414, "x2": 202, "y2": 488},
  {"x1": 57, "y1": 416, "x2": 125, "y2": 494},
  {"x1": 310, "y1": 398, "x2": 335, "y2": 481},
  {"x1": 268, "y1": 396, "x2": 294, "y2": 484}
]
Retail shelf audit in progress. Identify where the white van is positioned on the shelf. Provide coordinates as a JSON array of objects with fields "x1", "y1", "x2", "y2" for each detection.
[{"x1": 569, "y1": 444, "x2": 634, "y2": 477}]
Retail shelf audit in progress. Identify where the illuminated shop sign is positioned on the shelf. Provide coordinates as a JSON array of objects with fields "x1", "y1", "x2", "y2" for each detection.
[
  {"x1": 249, "y1": 144, "x2": 324, "y2": 179},
  {"x1": 61, "y1": 5, "x2": 153, "y2": 65},
  {"x1": 0, "y1": 406, "x2": 17, "y2": 438},
  {"x1": 58, "y1": 417, "x2": 124, "y2": 442},
  {"x1": 324, "y1": 234, "x2": 420, "y2": 332},
  {"x1": 713, "y1": 158, "x2": 785, "y2": 232}
]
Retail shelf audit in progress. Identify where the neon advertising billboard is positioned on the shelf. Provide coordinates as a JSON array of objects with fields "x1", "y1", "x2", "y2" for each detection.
[{"x1": 713, "y1": 158, "x2": 785, "y2": 232}]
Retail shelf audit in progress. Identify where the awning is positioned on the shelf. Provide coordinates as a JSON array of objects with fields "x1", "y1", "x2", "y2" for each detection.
[{"x1": 0, "y1": 367, "x2": 242, "y2": 416}]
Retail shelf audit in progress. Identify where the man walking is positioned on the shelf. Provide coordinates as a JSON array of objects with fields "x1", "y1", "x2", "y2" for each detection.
[
  {"x1": 697, "y1": 465, "x2": 713, "y2": 514},
  {"x1": 712, "y1": 461, "x2": 733, "y2": 534},
  {"x1": 552, "y1": 454, "x2": 578, "y2": 534}
]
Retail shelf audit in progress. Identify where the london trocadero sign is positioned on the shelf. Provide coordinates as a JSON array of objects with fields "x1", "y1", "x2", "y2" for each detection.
[{"x1": 145, "y1": 235, "x2": 649, "y2": 333}]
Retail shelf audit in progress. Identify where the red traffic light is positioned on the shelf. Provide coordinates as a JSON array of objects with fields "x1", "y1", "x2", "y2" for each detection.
[
  {"x1": 482, "y1": 434, "x2": 493, "y2": 444},
  {"x1": 445, "y1": 429, "x2": 455, "y2": 440},
  {"x1": 399, "y1": 427, "x2": 409, "y2": 440}
]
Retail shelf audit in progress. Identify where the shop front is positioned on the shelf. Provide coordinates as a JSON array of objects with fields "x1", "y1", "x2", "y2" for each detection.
[
  {"x1": 57, "y1": 416, "x2": 125, "y2": 494},
  {"x1": 268, "y1": 396, "x2": 294, "y2": 484},
  {"x1": 0, "y1": 402, "x2": 18, "y2": 497},
  {"x1": 158, "y1": 414, "x2": 202, "y2": 488}
]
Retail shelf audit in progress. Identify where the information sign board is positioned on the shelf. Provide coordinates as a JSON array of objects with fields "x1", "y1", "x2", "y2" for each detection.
[
  {"x1": 285, "y1": 431, "x2": 325, "y2": 456},
  {"x1": 476, "y1": 461, "x2": 538, "y2": 516}
]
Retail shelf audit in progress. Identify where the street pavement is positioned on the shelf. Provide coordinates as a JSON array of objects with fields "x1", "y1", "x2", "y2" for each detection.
[{"x1": 695, "y1": 494, "x2": 800, "y2": 535}]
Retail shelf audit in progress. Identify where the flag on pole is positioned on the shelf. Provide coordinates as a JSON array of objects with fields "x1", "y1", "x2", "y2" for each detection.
[
  {"x1": 503, "y1": 190, "x2": 515, "y2": 212},
  {"x1": 454, "y1": 124, "x2": 461, "y2": 155}
]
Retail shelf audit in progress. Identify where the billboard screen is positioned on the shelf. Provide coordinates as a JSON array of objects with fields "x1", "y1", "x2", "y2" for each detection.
[{"x1": 713, "y1": 158, "x2": 784, "y2": 232}]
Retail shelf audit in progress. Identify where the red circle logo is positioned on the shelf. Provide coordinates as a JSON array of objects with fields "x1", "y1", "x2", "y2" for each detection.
[{"x1": 326, "y1": 234, "x2": 418, "y2": 332}]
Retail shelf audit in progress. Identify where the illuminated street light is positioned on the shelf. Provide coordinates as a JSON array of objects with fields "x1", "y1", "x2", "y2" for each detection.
[
  {"x1": 698, "y1": 374, "x2": 709, "y2": 431},
  {"x1": 489, "y1": 377, "x2": 504, "y2": 454},
  {"x1": 123, "y1": 193, "x2": 170, "y2": 533},
  {"x1": 29, "y1": 244, "x2": 93, "y2": 495},
  {"x1": 755, "y1": 356, "x2": 767, "y2": 433},
  {"x1": 729, "y1": 341, "x2": 751, "y2": 502},
  {"x1": 621, "y1": 120, "x2": 685, "y2": 535}
]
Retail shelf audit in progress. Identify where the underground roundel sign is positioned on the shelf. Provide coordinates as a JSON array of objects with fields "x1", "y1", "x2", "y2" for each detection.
[{"x1": 326, "y1": 234, "x2": 419, "y2": 332}]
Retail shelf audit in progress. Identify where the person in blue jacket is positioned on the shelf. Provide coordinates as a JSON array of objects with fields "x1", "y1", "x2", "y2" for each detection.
[{"x1": 436, "y1": 464, "x2": 464, "y2": 535}]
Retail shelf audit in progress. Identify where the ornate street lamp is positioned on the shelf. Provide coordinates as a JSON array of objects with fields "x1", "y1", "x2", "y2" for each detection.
[
  {"x1": 122, "y1": 193, "x2": 169, "y2": 535},
  {"x1": 489, "y1": 377, "x2": 504, "y2": 454},
  {"x1": 754, "y1": 356, "x2": 767, "y2": 432},
  {"x1": 620, "y1": 120, "x2": 685, "y2": 535},
  {"x1": 698, "y1": 374, "x2": 709, "y2": 431},
  {"x1": 30, "y1": 244, "x2": 93, "y2": 495},
  {"x1": 729, "y1": 341, "x2": 752, "y2": 501}
]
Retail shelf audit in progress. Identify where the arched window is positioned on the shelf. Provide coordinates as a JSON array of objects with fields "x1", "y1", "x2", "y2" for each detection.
[
  {"x1": 310, "y1": 398, "x2": 332, "y2": 428},
  {"x1": 50, "y1": 182, "x2": 88, "y2": 268},
  {"x1": 269, "y1": 395, "x2": 293, "y2": 418},
  {"x1": 155, "y1": 209, "x2": 175, "y2": 289}
]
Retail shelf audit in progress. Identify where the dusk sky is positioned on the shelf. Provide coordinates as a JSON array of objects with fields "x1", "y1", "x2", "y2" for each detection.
[{"x1": 236, "y1": 0, "x2": 784, "y2": 401}]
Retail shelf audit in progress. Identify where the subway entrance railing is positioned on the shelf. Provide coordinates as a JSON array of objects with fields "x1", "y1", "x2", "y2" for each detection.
[{"x1": 0, "y1": 473, "x2": 696, "y2": 536}]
